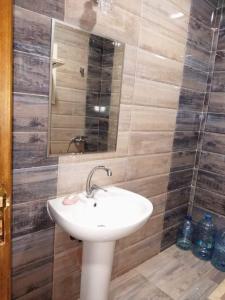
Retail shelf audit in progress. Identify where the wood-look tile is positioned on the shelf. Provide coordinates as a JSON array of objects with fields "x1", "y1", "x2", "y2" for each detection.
[
  {"x1": 130, "y1": 106, "x2": 177, "y2": 132},
  {"x1": 200, "y1": 151, "x2": 225, "y2": 175},
  {"x1": 192, "y1": 206, "x2": 225, "y2": 229},
  {"x1": 14, "y1": 6, "x2": 51, "y2": 57},
  {"x1": 197, "y1": 169, "x2": 225, "y2": 196},
  {"x1": 185, "y1": 41, "x2": 211, "y2": 72},
  {"x1": 141, "y1": 0, "x2": 189, "y2": 46},
  {"x1": 15, "y1": 0, "x2": 65, "y2": 20},
  {"x1": 163, "y1": 205, "x2": 188, "y2": 230},
  {"x1": 133, "y1": 78, "x2": 180, "y2": 109},
  {"x1": 214, "y1": 51, "x2": 225, "y2": 71},
  {"x1": 176, "y1": 110, "x2": 202, "y2": 131},
  {"x1": 139, "y1": 18, "x2": 186, "y2": 63},
  {"x1": 13, "y1": 199, "x2": 54, "y2": 238},
  {"x1": 113, "y1": 0, "x2": 142, "y2": 16},
  {"x1": 136, "y1": 49, "x2": 184, "y2": 87},
  {"x1": 167, "y1": 169, "x2": 193, "y2": 191},
  {"x1": 12, "y1": 257, "x2": 53, "y2": 299},
  {"x1": 209, "y1": 92, "x2": 225, "y2": 113},
  {"x1": 126, "y1": 151, "x2": 195, "y2": 181},
  {"x1": 190, "y1": 0, "x2": 216, "y2": 28},
  {"x1": 13, "y1": 94, "x2": 48, "y2": 132},
  {"x1": 195, "y1": 187, "x2": 225, "y2": 216},
  {"x1": 128, "y1": 131, "x2": 198, "y2": 156},
  {"x1": 179, "y1": 88, "x2": 205, "y2": 112},
  {"x1": 217, "y1": 29, "x2": 225, "y2": 51},
  {"x1": 13, "y1": 132, "x2": 57, "y2": 169},
  {"x1": 14, "y1": 51, "x2": 50, "y2": 95},
  {"x1": 13, "y1": 284, "x2": 53, "y2": 300},
  {"x1": 205, "y1": 113, "x2": 225, "y2": 134},
  {"x1": 113, "y1": 232, "x2": 162, "y2": 278},
  {"x1": 212, "y1": 71, "x2": 225, "y2": 92},
  {"x1": 203, "y1": 132, "x2": 225, "y2": 155},
  {"x1": 13, "y1": 165, "x2": 58, "y2": 204},
  {"x1": 12, "y1": 228, "x2": 54, "y2": 273},
  {"x1": 109, "y1": 270, "x2": 172, "y2": 300},
  {"x1": 182, "y1": 65, "x2": 208, "y2": 93},
  {"x1": 188, "y1": 17, "x2": 213, "y2": 52}
]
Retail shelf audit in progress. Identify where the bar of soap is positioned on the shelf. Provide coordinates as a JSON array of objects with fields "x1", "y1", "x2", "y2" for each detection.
[{"x1": 63, "y1": 195, "x2": 79, "y2": 205}]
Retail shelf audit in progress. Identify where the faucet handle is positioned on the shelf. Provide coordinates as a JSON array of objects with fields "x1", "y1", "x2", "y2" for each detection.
[{"x1": 91, "y1": 184, "x2": 108, "y2": 193}]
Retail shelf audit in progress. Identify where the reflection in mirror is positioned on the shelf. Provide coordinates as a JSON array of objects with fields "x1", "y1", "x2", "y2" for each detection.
[{"x1": 48, "y1": 21, "x2": 125, "y2": 155}]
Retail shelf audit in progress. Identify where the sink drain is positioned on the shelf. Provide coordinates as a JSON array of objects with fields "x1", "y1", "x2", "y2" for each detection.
[{"x1": 97, "y1": 224, "x2": 106, "y2": 227}]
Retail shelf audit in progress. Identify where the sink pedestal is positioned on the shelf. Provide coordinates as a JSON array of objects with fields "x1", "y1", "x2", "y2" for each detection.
[{"x1": 80, "y1": 241, "x2": 116, "y2": 300}]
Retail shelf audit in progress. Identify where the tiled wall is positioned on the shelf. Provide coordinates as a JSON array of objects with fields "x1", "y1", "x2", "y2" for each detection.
[
  {"x1": 12, "y1": 1, "x2": 64, "y2": 299},
  {"x1": 12, "y1": 0, "x2": 221, "y2": 300},
  {"x1": 192, "y1": 0, "x2": 225, "y2": 227}
]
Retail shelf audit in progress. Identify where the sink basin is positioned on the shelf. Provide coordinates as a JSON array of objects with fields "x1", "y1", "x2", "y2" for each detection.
[
  {"x1": 48, "y1": 186, "x2": 153, "y2": 242},
  {"x1": 48, "y1": 186, "x2": 153, "y2": 300}
]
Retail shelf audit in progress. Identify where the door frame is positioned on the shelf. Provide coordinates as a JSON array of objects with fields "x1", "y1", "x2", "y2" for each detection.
[{"x1": 0, "y1": 0, "x2": 13, "y2": 299}]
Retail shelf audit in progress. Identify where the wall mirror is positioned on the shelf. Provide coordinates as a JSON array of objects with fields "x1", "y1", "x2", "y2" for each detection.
[{"x1": 48, "y1": 20, "x2": 125, "y2": 155}]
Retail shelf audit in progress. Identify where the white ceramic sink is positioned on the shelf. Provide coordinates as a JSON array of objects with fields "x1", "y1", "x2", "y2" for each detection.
[
  {"x1": 48, "y1": 186, "x2": 153, "y2": 300},
  {"x1": 48, "y1": 186, "x2": 153, "y2": 242}
]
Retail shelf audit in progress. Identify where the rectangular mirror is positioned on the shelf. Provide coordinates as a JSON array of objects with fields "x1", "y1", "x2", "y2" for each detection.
[{"x1": 48, "y1": 20, "x2": 125, "y2": 155}]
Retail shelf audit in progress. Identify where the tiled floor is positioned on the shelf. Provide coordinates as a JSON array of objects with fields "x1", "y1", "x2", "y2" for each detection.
[{"x1": 109, "y1": 245, "x2": 225, "y2": 300}]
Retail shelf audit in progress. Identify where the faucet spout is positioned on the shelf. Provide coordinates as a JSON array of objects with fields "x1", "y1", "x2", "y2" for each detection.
[{"x1": 86, "y1": 166, "x2": 112, "y2": 198}]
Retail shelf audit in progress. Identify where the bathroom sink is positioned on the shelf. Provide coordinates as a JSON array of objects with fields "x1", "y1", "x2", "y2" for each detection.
[{"x1": 48, "y1": 186, "x2": 153, "y2": 242}]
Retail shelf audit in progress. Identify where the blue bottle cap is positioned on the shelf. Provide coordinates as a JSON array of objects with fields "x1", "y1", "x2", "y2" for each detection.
[
  {"x1": 204, "y1": 213, "x2": 212, "y2": 221},
  {"x1": 185, "y1": 215, "x2": 192, "y2": 221}
]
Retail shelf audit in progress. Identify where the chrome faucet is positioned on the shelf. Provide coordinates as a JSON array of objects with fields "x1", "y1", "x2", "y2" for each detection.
[{"x1": 86, "y1": 166, "x2": 112, "y2": 198}]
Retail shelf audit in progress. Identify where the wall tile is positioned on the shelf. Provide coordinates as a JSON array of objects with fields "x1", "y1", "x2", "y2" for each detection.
[
  {"x1": 200, "y1": 151, "x2": 225, "y2": 175},
  {"x1": 205, "y1": 113, "x2": 225, "y2": 133},
  {"x1": 15, "y1": 0, "x2": 65, "y2": 20},
  {"x1": 185, "y1": 41, "x2": 211, "y2": 72},
  {"x1": 212, "y1": 71, "x2": 225, "y2": 91},
  {"x1": 13, "y1": 199, "x2": 54, "y2": 238},
  {"x1": 190, "y1": 0, "x2": 216, "y2": 28},
  {"x1": 197, "y1": 169, "x2": 225, "y2": 196},
  {"x1": 14, "y1": 51, "x2": 50, "y2": 95},
  {"x1": 209, "y1": 92, "x2": 225, "y2": 112},
  {"x1": 203, "y1": 132, "x2": 225, "y2": 154},
  {"x1": 178, "y1": 88, "x2": 205, "y2": 111},
  {"x1": 195, "y1": 187, "x2": 225, "y2": 216},
  {"x1": 14, "y1": 6, "x2": 51, "y2": 57},
  {"x1": 182, "y1": 65, "x2": 208, "y2": 93},
  {"x1": 13, "y1": 165, "x2": 58, "y2": 204},
  {"x1": 217, "y1": 29, "x2": 225, "y2": 50},
  {"x1": 188, "y1": 18, "x2": 213, "y2": 51},
  {"x1": 13, "y1": 94, "x2": 48, "y2": 132}
]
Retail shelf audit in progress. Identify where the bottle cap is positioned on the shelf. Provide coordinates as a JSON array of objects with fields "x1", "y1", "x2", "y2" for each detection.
[
  {"x1": 204, "y1": 213, "x2": 212, "y2": 221},
  {"x1": 185, "y1": 215, "x2": 192, "y2": 221}
]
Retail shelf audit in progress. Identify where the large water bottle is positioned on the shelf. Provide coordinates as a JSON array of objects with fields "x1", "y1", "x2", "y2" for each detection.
[
  {"x1": 212, "y1": 229, "x2": 225, "y2": 272},
  {"x1": 176, "y1": 215, "x2": 193, "y2": 250},
  {"x1": 192, "y1": 213, "x2": 215, "y2": 261}
]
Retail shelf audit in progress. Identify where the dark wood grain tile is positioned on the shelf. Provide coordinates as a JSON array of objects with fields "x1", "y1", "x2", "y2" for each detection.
[
  {"x1": 209, "y1": 92, "x2": 225, "y2": 113},
  {"x1": 200, "y1": 151, "x2": 225, "y2": 175},
  {"x1": 188, "y1": 18, "x2": 213, "y2": 52},
  {"x1": 160, "y1": 223, "x2": 181, "y2": 251},
  {"x1": 163, "y1": 205, "x2": 188, "y2": 230},
  {"x1": 170, "y1": 150, "x2": 196, "y2": 172},
  {"x1": 13, "y1": 284, "x2": 52, "y2": 300},
  {"x1": 185, "y1": 43, "x2": 211, "y2": 73},
  {"x1": 14, "y1": 51, "x2": 50, "y2": 95},
  {"x1": 14, "y1": 0, "x2": 65, "y2": 20},
  {"x1": 14, "y1": 6, "x2": 51, "y2": 57},
  {"x1": 190, "y1": 0, "x2": 216, "y2": 28},
  {"x1": 13, "y1": 199, "x2": 54, "y2": 238},
  {"x1": 212, "y1": 71, "x2": 225, "y2": 91},
  {"x1": 168, "y1": 169, "x2": 193, "y2": 191},
  {"x1": 179, "y1": 88, "x2": 205, "y2": 112},
  {"x1": 218, "y1": 29, "x2": 225, "y2": 50},
  {"x1": 173, "y1": 131, "x2": 199, "y2": 152},
  {"x1": 164, "y1": 187, "x2": 190, "y2": 212},
  {"x1": 214, "y1": 51, "x2": 225, "y2": 71},
  {"x1": 12, "y1": 256, "x2": 53, "y2": 299},
  {"x1": 203, "y1": 132, "x2": 225, "y2": 154},
  {"x1": 13, "y1": 93, "x2": 48, "y2": 132},
  {"x1": 205, "y1": 113, "x2": 225, "y2": 133},
  {"x1": 195, "y1": 187, "x2": 225, "y2": 216},
  {"x1": 13, "y1": 165, "x2": 58, "y2": 204},
  {"x1": 176, "y1": 111, "x2": 202, "y2": 131},
  {"x1": 13, "y1": 228, "x2": 54, "y2": 273},
  {"x1": 182, "y1": 65, "x2": 208, "y2": 93},
  {"x1": 197, "y1": 169, "x2": 225, "y2": 196}
]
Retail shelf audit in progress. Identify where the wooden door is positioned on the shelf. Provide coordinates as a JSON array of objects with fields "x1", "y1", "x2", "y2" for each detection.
[{"x1": 0, "y1": 0, "x2": 13, "y2": 299}]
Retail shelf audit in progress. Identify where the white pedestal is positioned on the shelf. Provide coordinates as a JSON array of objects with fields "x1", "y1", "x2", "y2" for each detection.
[{"x1": 80, "y1": 241, "x2": 116, "y2": 300}]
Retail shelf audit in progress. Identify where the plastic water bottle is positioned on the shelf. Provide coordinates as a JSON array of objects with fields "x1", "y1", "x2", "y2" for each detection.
[
  {"x1": 176, "y1": 215, "x2": 193, "y2": 250},
  {"x1": 212, "y1": 229, "x2": 225, "y2": 272},
  {"x1": 192, "y1": 213, "x2": 215, "y2": 261}
]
